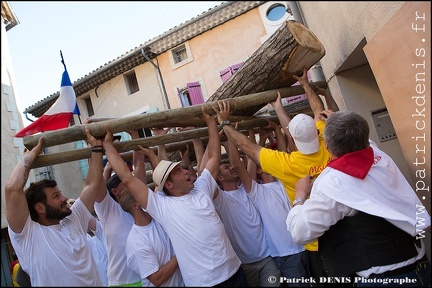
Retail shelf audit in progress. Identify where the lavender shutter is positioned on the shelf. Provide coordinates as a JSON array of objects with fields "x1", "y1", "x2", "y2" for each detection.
[
  {"x1": 230, "y1": 62, "x2": 244, "y2": 73},
  {"x1": 220, "y1": 67, "x2": 233, "y2": 83},
  {"x1": 187, "y1": 82, "x2": 204, "y2": 105}
]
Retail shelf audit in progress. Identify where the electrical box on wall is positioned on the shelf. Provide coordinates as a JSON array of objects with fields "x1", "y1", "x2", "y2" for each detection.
[{"x1": 371, "y1": 108, "x2": 397, "y2": 142}]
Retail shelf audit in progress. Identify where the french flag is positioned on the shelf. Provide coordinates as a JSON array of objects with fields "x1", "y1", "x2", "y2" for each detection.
[{"x1": 15, "y1": 53, "x2": 80, "y2": 138}]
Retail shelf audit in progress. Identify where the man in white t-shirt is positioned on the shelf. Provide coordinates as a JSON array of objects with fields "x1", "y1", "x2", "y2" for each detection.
[
  {"x1": 94, "y1": 128, "x2": 144, "y2": 287},
  {"x1": 214, "y1": 141, "x2": 281, "y2": 287},
  {"x1": 102, "y1": 107, "x2": 247, "y2": 287},
  {"x1": 6, "y1": 128, "x2": 104, "y2": 286},
  {"x1": 119, "y1": 189, "x2": 183, "y2": 287},
  {"x1": 87, "y1": 214, "x2": 109, "y2": 286}
]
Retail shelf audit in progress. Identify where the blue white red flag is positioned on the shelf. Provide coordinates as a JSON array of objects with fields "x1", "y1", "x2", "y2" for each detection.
[{"x1": 15, "y1": 53, "x2": 79, "y2": 137}]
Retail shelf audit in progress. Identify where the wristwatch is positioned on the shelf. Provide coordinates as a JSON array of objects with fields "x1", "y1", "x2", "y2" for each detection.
[
  {"x1": 292, "y1": 198, "x2": 304, "y2": 207},
  {"x1": 220, "y1": 120, "x2": 231, "y2": 128}
]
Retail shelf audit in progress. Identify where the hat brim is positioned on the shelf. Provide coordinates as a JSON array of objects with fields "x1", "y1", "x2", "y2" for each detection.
[
  {"x1": 295, "y1": 136, "x2": 319, "y2": 155},
  {"x1": 156, "y1": 162, "x2": 182, "y2": 191}
]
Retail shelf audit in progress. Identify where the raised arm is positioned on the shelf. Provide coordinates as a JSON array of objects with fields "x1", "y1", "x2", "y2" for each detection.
[
  {"x1": 178, "y1": 144, "x2": 192, "y2": 168},
  {"x1": 128, "y1": 129, "x2": 146, "y2": 184},
  {"x1": 227, "y1": 140, "x2": 254, "y2": 193},
  {"x1": 151, "y1": 127, "x2": 170, "y2": 161},
  {"x1": 213, "y1": 100, "x2": 262, "y2": 165},
  {"x1": 293, "y1": 67, "x2": 325, "y2": 121},
  {"x1": 103, "y1": 128, "x2": 150, "y2": 209},
  {"x1": 201, "y1": 107, "x2": 221, "y2": 179},
  {"x1": 192, "y1": 138, "x2": 204, "y2": 175},
  {"x1": 138, "y1": 146, "x2": 160, "y2": 171},
  {"x1": 314, "y1": 86, "x2": 339, "y2": 113},
  {"x1": 79, "y1": 127, "x2": 104, "y2": 211},
  {"x1": 265, "y1": 120, "x2": 287, "y2": 152},
  {"x1": 269, "y1": 91, "x2": 291, "y2": 138},
  {"x1": 5, "y1": 138, "x2": 44, "y2": 233},
  {"x1": 178, "y1": 144, "x2": 198, "y2": 180}
]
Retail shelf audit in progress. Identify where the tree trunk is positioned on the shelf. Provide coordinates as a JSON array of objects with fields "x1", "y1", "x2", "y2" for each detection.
[
  {"x1": 207, "y1": 20, "x2": 325, "y2": 116},
  {"x1": 30, "y1": 115, "x2": 286, "y2": 168},
  {"x1": 24, "y1": 81, "x2": 325, "y2": 150}
]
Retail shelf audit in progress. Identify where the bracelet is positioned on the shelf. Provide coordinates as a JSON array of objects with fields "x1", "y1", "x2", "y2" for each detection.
[
  {"x1": 220, "y1": 120, "x2": 231, "y2": 129},
  {"x1": 92, "y1": 146, "x2": 105, "y2": 153}
]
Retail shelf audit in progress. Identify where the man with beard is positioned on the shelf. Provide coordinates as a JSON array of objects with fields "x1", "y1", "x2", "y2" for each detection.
[{"x1": 5, "y1": 127, "x2": 104, "y2": 286}]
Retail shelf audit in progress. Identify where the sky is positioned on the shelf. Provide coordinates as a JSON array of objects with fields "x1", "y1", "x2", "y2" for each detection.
[{"x1": 6, "y1": 1, "x2": 224, "y2": 125}]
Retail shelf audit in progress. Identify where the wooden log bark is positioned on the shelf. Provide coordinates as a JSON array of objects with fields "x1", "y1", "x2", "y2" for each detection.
[
  {"x1": 30, "y1": 116, "x2": 283, "y2": 168},
  {"x1": 207, "y1": 20, "x2": 325, "y2": 116},
  {"x1": 23, "y1": 81, "x2": 326, "y2": 150}
]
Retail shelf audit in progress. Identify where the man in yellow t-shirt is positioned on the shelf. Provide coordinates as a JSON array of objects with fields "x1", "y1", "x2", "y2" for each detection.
[
  {"x1": 213, "y1": 67, "x2": 339, "y2": 286},
  {"x1": 10, "y1": 253, "x2": 20, "y2": 287}
]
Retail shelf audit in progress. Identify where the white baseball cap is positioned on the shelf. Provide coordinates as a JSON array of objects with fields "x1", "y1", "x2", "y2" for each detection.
[{"x1": 288, "y1": 114, "x2": 319, "y2": 155}]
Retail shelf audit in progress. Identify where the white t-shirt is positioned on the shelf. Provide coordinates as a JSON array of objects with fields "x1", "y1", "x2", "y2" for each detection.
[
  {"x1": 87, "y1": 219, "x2": 108, "y2": 286},
  {"x1": 94, "y1": 190, "x2": 141, "y2": 286},
  {"x1": 126, "y1": 218, "x2": 184, "y2": 287},
  {"x1": 248, "y1": 179, "x2": 304, "y2": 257},
  {"x1": 8, "y1": 198, "x2": 103, "y2": 286},
  {"x1": 213, "y1": 183, "x2": 270, "y2": 264},
  {"x1": 145, "y1": 169, "x2": 241, "y2": 286}
]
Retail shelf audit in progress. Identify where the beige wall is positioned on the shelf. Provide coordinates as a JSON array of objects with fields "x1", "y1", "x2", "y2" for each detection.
[
  {"x1": 299, "y1": 1, "x2": 405, "y2": 82},
  {"x1": 158, "y1": 8, "x2": 267, "y2": 109},
  {"x1": 75, "y1": 8, "x2": 269, "y2": 119},
  {"x1": 364, "y1": 1, "x2": 430, "y2": 212},
  {"x1": 77, "y1": 61, "x2": 164, "y2": 118}
]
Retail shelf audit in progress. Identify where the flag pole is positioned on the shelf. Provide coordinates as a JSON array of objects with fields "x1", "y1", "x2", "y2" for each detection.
[{"x1": 60, "y1": 50, "x2": 82, "y2": 124}]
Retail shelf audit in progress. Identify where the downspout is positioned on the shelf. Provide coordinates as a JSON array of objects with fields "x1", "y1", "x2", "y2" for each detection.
[
  {"x1": 24, "y1": 112, "x2": 34, "y2": 123},
  {"x1": 141, "y1": 48, "x2": 171, "y2": 110},
  {"x1": 287, "y1": 1, "x2": 325, "y2": 82}
]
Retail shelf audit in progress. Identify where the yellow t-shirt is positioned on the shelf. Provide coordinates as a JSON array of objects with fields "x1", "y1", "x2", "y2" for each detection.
[
  {"x1": 12, "y1": 263, "x2": 20, "y2": 287},
  {"x1": 259, "y1": 120, "x2": 331, "y2": 251}
]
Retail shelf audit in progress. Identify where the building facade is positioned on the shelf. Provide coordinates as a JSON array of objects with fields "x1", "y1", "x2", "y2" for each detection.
[{"x1": 2, "y1": 1, "x2": 430, "y2": 284}]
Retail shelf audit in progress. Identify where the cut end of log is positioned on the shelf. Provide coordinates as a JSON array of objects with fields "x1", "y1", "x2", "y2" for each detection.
[{"x1": 287, "y1": 20, "x2": 325, "y2": 55}]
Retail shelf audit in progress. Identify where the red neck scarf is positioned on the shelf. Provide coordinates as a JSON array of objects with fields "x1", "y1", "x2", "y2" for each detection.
[{"x1": 327, "y1": 146, "x2": 374, "y2": 179}]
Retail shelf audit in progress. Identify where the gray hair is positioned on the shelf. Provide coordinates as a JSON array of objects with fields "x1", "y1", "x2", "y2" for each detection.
[{"x1": 323, "y1": 111, "x2": 370, "y2": 157}]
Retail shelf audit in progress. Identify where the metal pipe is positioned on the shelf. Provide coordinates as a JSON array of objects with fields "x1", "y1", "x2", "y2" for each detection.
[
  {"x1": 288, "y1": 1, "x2": 325, "y2": 82},
  {"x1": 24, "y1": 112, "x2": 34, "y2": 123},
  {"x1": 141, "y1": 48, "x2": 170, "y2": 110}
]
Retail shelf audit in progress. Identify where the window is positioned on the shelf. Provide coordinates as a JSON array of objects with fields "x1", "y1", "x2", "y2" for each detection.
[
  {"x1": 169, "y1": 42, "x2": 193, "y2": 69},
  {"x1": 266, "y1": 4, "x2": 287, "y2": 21},
  {"x1": 124, "y1": 71, "x2": 139, "y2": 94},
  {"x1": 220, "y1": 62, "x2": 244, "y2": 83},
  {"x1": 172, "y1": 44, "x2": 188, "y2": 64},
  {"x1": 84, "y1": 97, "x2": 94, "y2": 117},
  {"x1": 177, "y1": 82, "x2": 204, "y2": 107}
]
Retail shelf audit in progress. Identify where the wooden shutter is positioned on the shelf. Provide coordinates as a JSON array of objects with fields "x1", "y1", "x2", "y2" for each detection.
[
  {"x1": 220, "y1": 67, "x2": 233, "y2": 83},
  {"x1": 220, "y1": 62, "x2": 244, "y2": 83},
  {"x1": 187, "y1": 82, "x2": 204, "y2": 105}
]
